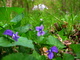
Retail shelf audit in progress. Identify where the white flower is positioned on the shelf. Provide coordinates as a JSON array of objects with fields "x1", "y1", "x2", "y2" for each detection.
[
  {"x1": 38, "y1": 4, "x2": 48, "y2": 10},
  {"x1": 32, "y1": 4, "x2": 48, "y2": 10},
  {"x1": 40, "y1": 18, "x2": 43, "y2": 21},
  {"x1": 32, "y1": 5, "x2": 38, "y2": 10}
]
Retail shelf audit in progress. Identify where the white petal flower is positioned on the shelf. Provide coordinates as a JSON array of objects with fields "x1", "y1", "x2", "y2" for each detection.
[
  {"x1": 40, "y1": 18, "x2": 43, "y2": 21},
  {"x1": 32, "y1": 4, "x2": 48, "y2": 10},
  {"x1": 32, "y1": 5, "x2": 38, "y2": 10}
]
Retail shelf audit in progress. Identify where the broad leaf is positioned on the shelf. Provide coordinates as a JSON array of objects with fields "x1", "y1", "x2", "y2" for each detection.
[
  {"x1": 11, "y1": 13, "x2": 24, "y2": 23},
  {"x1": 46, "y1": 35, "x2": 65, "y2": 49},
  {"x1": 76, "y1": 52, "x2": 80, "y2": 59},
  {"x1": 10, "y1": 7, "x2": 24, "y2": 14},
  {"x1": 36, "y1": 36, "x2": 45, "y2": 44},
  {"x1": 63, "y1": 53, "x2": 74, "y2": 60},
  {"x1": 2, "y1": 53, "x2": 24, "y2": 60},
  {"x1": 32, "y1": 50, "x2": 46, "y2": 60},
  {"x1": 0, "y1": 7, "x2": 11, "y2": 20},
  {"x1": 58, "y1": 29, "x2": 67, "y2": 40},
  {"x1": 15, "y1": 24, "x2": 30, "y2": 33},
  {"x1": 0, "y1": 7, "x2": 24, "y2": 20},
  {"x1": 0, "y1": 37, "x2": 34, "y2": 49},
  {"x1": 70, "y1": 44, "x2": 80, "y2": 53},
  {"x1": 2, "y1": 53, "x2": 37, "y2": 60},
  {"x1": 52, "y1": 57, "x2": 62, "y2": 60},
  {"x1": 15, "y1": 37, "x2": 34, "y2": 49}
]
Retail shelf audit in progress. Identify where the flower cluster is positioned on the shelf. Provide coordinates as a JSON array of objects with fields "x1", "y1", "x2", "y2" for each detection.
[
  {"x1": 32, "y1": 4, "x2": 48, "y2": 10},
  {"x1": 47, "y1": 46, "x2": 58, "y2": 59},
  {"x1": 3, "y1": 29, "x2": 20, "y2": 41},
  {"x1": 36, "y1": 25, "x2": 45, "y2": 36}
]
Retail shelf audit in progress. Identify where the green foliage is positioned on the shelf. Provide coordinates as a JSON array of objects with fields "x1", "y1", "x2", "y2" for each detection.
[
  {"x1": 76, "y1": 53, "x2": 80, "y2": 59},
  {"x1": 63, "y1": 53, "x2": 74, "y2": 60},
  {"x1": 52, "y1": 57, "x2": 62, "y2": 60},
  {"x1": 46, "y1": 35, "x2": 65, "y2": 49},
  {"x1": 0, "y1": 0, "x2": 80, "y2": 60},
  {"x1": 2, "y1": 51, "x2": 46, "y2": 60},
  {"x1": 2, "y1": 53, "x2": 24, "y2": 60},
  {"x1": 0, "y1": 37, "x2": 34, "y2": 49},
  {"x1": 58, "y1": 29, "x2": 67, "y2": 40},
  {"x1": 70, "y1": 44, "x2": 80, "y2": 53},
  {"x1": 11, "y1": 13, "x2": 24, "y2": 23},
  {"x1": 70, "y1": 44, "x2": 80, "y2": 59},
  {"x1": 2, "y1": 53, "x2": 37, "y2": 60},
  {"x1": 15, "y1": 24, "x2": 30, "y2": 33},
  {"x1": 0, "y1": 7, "x2": 24, "y2": 20},
  {"x1": 32, "y1": 50, "x2": 46, "y2": 60}
]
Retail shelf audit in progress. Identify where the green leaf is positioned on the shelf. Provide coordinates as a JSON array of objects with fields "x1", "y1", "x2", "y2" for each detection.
[
  {"x1": 36, "y1": 36, "x2": 45, "y2": 44},
  {"x1": 63, "y1": 53, "x2": 74, "y2": 60},
  {"x1": 0, "y1": 7, "x2": 24, "y2": 20},
  {"x1": 32, "y1": 50, "x2": 41, "y2": 60},
  {"x1": 32, "y1": 50, "x2": 46, "y2": 60},
  {"x1": 15, "y1": 24, "x2": 30, "y2": 33},
  {"x1": 15, "y1": 37, "x2": 34, "y2": 49},
  {"x1": 0, "y1": 37, "x2": 34, "y2": 49},
  {"x1": 76, "y1": 52, "x2": 80, "y2": 59},
  {"x1": 46, "y1": 35, "x2": 65, "y2": 49},
  {"x1": 70, "y1": 44, "x2": 80, "y2": 59},
  {"x1": 10, "y1": 7, "x2": 24, "y2": 14},
  {"x1": 2, "y1": 53, "x2": 37, "y2": 60},
  {"x1": 70, "y1": 44, "x2": 80, "y2": 53},
  {"x1": 2, "y1": 53, "x2": 24, "y2": 60},
  {"x1": 24, "y1": 55, "x2": 37, "y2": 60},
  {"x1": 52, "y1": 57, "x2": 62, "y2": 60},
  {"x1": 58, "y1": 29, "x2": 67, "y2": 40},
  {"x1": 39, "y1": 55, "x2": 46, "y2": 60},
  {"x1": 0, "y1": 37, "x2": 11, "y2": 46},
  {"x1": 11, "y1": 13, "x2": 24, "y2": 23},
  {"x1": 0, "y1": 7, "x2": 11, "y2": 20}
]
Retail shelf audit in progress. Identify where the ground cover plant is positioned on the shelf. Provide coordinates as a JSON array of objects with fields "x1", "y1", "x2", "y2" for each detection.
[{"x1": 0, "y1": 0, "x2": 80, "y2": 60}]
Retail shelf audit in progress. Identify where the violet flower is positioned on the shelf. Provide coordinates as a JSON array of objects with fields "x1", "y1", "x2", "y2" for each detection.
[
  {"x1": 3, "y1": 30, "x2": 14, "y2": 36},
  {"x1": 12, "y1": 32, "x2": 20, "y2": 41},
  {"x1": 36, "y1": 25, "x2": 45, "y2": 36},
  {"x1": 3, "y1": 29, "x2": 20, "y2": 41},
  {"x1": 47, "y1": 46, "x2": 58, "y2": 59}
]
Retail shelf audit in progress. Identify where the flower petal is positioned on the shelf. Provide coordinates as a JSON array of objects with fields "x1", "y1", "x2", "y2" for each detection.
[
  {"x1": 40, "y1": 25, "x2": 44, "y2": 30},
  {"x1": 36, "y1": 25, "x2": 44, "y2": 31},
  {"x1": 36, "y1": 26, "x2": 40, "y2": 31},
  {"x1": 37, "y1": 32, "x2": 41, "y2": 36},
  {"x1": 41, "y1": 31, "x2": 45, "y2": 35},
  {"x1": 37, "y1": 31, "x2": 45, "y2": 36},
  {"x1": 3, "y1": 29, "x2": 14, "y2": 36},
  {"x1": 12, "y1": 32, "x2": 20, "y2": 41},
  {"x1": 48, "y1": 52, "x2": 54, "y2": 59},
  {"x1": 51, "y1": 46, "x2": 58, "y2": 53}
]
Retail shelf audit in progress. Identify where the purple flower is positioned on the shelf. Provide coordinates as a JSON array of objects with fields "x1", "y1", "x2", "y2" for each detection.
[
  {"x1": 47, "y1": 46, "x2": 58, "y2": 59},
  {"x1": 36, "y1": 25, "x2": 45, "y2": 36},
  {"x1": 3, "y1": 30, "x2": 14, "y2": 36},
  {"x1": 3, "y1": 29, "x2": 20, "y2": 41},
  {"x1": 12, "y1": 32, "x2": 20, "y2": 41}
]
